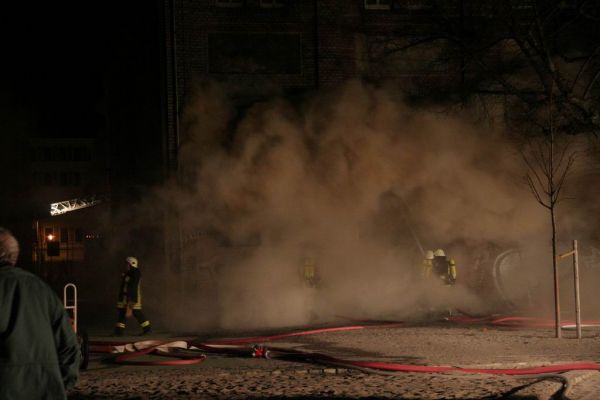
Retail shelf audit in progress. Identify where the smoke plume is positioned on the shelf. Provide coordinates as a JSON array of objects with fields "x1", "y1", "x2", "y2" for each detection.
[{"x1": 151, "y1": 80, "x2": 597, "y2": 331}]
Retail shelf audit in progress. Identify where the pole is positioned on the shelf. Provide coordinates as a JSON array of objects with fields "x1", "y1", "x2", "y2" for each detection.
[
  {"x1": 35, "y1": 220, "x2": 40, "y2": 271},
  {"x1": 551, "y1": 207, "x2": 561, "y2": 338},
  {"x1": 573, "y1": 239, "x2": 582, "y2": 339},
  {"x1": 313, "y1": 0, "x2": 319, "y2": 89},
  {"x1": 548, "y1": 82, "x2": 561, "y2": 338}
]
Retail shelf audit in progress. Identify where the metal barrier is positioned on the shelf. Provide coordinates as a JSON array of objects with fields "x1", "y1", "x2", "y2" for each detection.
[{"x1": 63, "y1": 283, "x2": 78, "y2": 334}]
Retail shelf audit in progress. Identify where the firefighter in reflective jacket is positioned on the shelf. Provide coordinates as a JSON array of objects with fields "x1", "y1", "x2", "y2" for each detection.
[
  {"x1": 422, "y1": 250, "x2": 434, "y2": 280},
  {"x1": 114, "y1": 256, "x2": 151, "y2": 336},
  {"x1": 302, "y1": 254, "x2": 319, "y2": 288},
  {"x1": 431, "y1": 249, "x2": 457, "y2": 285}
]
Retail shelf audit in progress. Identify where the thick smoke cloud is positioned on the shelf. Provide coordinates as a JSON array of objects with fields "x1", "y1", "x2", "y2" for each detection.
[{"x1": 155, "y1": 80, "x2": 596, "y2": 331}]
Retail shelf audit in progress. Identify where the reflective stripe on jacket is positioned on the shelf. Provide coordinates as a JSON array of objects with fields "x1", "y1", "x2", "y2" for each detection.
[
  {"x1": 422, "y1": 258, "x2": 433, "y2": 279},
  {"x1": 117, "y1": 268, "x2": 143, "y2": 309}
]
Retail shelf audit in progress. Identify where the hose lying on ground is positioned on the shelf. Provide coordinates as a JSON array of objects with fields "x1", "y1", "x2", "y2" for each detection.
[
  {"x1": 92, "y1": 337, "x2": 581, "y2": 399},
  {"x1": 90, "y1": 319, "x2": 599, "y2": 399},
  {"x1": 90, "y1": 320, "x2": 600, "y2": 373}
]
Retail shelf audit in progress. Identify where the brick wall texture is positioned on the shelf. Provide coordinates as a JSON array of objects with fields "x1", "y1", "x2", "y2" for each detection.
[{"x1": 172, "y1": 0, "x2": 452, "y2": 105}]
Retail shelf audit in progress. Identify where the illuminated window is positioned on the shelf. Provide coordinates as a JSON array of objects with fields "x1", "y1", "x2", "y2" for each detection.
[
  {"x1": 260, "y1": 0, "x2": 288, "y2": 8},
  {"x1": 364, "y1": 0, "x2": 391, "y2": 10},
  {"x1": 216, "y1": 0, "x2": 243, "y2": 7}
]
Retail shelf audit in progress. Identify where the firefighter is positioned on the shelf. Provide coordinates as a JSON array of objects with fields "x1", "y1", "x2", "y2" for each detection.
[
  {"x1": 422, "y1": 249, "x2": 434, "y2": 280},
  {"x1": 432, "y1": 248, "x2": 457, "y2": 285},
  {"x1": 114, "y1": 256, "x2": 151, "y2": 336},
  {"x1": 302, "y1": 254, "x2": 319, "y2": 288}
]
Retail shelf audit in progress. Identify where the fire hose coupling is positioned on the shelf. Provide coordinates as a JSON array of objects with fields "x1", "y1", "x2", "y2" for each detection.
[{"x1": 252, "y1": 345, "x2": 271, "y2": 359}]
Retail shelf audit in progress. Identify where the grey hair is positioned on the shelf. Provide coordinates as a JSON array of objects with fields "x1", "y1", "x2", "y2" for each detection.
[{"x1": 0, "y1": 228, "x2": 19, "y2": 265}]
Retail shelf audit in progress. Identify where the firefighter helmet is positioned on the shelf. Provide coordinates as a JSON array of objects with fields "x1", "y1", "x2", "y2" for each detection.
[
  {"x1": 125, "y1": 256, "x2": 139, "y2": 268},
  {"x1": 425, "y1": 250, "x2": 434, "y2": 260},
  {"x1": 433, "y1": 249, "x2": 446, "y2": 257}
]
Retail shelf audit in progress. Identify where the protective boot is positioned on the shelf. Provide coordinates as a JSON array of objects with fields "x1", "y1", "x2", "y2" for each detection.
[{"x1": 141, "y1": 324, "x2": 152, "y2": 335}]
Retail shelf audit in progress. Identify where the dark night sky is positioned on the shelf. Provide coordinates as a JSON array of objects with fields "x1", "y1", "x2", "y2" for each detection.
[
  {"x1": 3, "y1": 1, "x2": 158, "y2": 139},
  {"x1": 0, "y1": 1, "x2": 164, "y2": 228}
]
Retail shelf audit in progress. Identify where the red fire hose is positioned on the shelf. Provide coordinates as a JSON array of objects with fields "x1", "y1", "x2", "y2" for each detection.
[
  {"x1": 90, "y1": 339, "x2": 206, "y2": 366},
  {"x1": 447, "y1": 314, "x2": 600, "y2": 328},
  {"x1": 203, "y1": 324, "x2": 378, "y2": 345},
  {"x1": 89, "y1": 326, "x2": 374, "y2": 365},
  {"x1": 89, "y1": 317, "x2": 600, "y2": 373}
]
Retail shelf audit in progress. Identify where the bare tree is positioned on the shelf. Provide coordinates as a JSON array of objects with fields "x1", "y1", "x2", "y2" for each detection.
[
  {"x1": 356, "y1": 0, "x2": 590, "y2": 335},
  {"x1": 365, "y1": 0, "x2": 600, "y2": 134},
  {"x1": 521, "y1": 93, "x2": 577, "y2": 338}
]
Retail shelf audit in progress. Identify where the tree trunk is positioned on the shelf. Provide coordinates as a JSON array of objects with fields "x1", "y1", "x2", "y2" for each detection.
[{"x1": 551, "y1": 206, "x2": 561, "y2": 338}]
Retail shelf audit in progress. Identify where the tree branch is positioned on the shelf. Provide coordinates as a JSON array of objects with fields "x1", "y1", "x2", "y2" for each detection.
[{"x1": 525, "y1": 173, "x2": 551, "y2": 209}]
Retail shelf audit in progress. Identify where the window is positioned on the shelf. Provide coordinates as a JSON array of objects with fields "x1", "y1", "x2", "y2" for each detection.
[
  {"x1": 43, "y1": 172, "x2": 55, "y2": 186},
  {"x1": 65, "y1": 146, "x2": 74, "y2": 162},
  {"x1": 30, "y1": 146, "x2": 42, "y2": 162},
  {"x1": 260, "y1": 0, "x2": 288, "y2": 8},
  {"x1": 32, "y1": 172, "x2": 42, "y2": 185},
  {"x1": 60, "y1": 172, "x2": 69, "y2": 186},
  {"x1": 43, "y1": 147, "x2": 52, "y2": 162},
  {"x1": 60, "y1": 227, "x2": 69, "y2": 243},
  {"x1": 209, "y1": 33, "x2": 301, "y2": 74},
  {"x1": 367, "y1": 35, "x2": 450, "y2": 75},
  {"x1": 216, "y1": 0, "x2": 243, "y2": 7},
  {"x1": 364, "y1": 0, "x2": 391, "y2": 10},
  {"x1": 397, "y1": 0, "x2": 432, "y2": 10},
  {"x1": 81, "y1": 147, "x2": 92, "y2": 161},
  {"x1": 57, "y1": 147, "x2": 67, "y2": 162},
  {"x1": 71, "y1": 172, "x2": 81, "y2": 186},
  {"x1": 73, "y1": 147, "x2": 82, "y2": 161},
  {"x1": 58, "y1": 171, "x2": 81, "y2": 186},
  {"x1": 75, "y1": 228, "x2": 83, "y2": 243},
  {"x1": 513, "y1": 0, "x2": 534, "y2": 9}
]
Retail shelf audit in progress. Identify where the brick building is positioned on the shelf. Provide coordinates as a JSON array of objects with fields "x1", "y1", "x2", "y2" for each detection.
[
  {"x1": 159, "y1": 0, "x2": 475, "y2": 190},
  {"x1": 166, "y1": 0, "x2": 461, "y2": 107},
  {"x1": 157, "y1": 0, "x2": 473, "y2": 303},
  {"x1": 161, "y1": 0, "x2": 523, "y2": 165}
]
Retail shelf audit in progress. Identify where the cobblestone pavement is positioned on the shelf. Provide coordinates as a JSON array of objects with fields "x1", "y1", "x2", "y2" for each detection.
[
  {"x1": 567, "y1": 371, "x2": 600, "y2": 400},
  {"x1": 70, "y1": 367, "x2": 526, "y2": 399},
  {"x1": 69, "y1": 323, "x2": 600, "y2": 399}
]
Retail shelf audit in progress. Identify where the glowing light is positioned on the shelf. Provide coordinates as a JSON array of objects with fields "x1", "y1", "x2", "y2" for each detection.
[{"x1": 47, "y1": 234, "x2": 54, "y2": 241}]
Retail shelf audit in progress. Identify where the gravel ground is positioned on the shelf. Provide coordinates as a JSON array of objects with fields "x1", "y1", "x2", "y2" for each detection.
[{"x1": 69, "y1": 322, "x2": 600, "y2": 399}]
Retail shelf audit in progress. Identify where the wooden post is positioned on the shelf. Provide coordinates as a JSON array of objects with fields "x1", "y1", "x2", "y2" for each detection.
[{"x1": 573, "y1": 240, "x2": 582, "y2": 339}]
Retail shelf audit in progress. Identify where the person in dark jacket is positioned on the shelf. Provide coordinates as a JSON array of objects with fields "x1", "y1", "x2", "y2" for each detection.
[
  {"x1": 0, "y1": 227, "x2": 80, "y2": 399},
  {"x1": 114, "y1": 256, "x2": 151, "y2": 336}
]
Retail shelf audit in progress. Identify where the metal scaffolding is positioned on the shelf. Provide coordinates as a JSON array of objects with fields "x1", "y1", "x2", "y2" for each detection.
[{"x1": 49, "y1": 196, "x2": 103, "y2": 216}]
